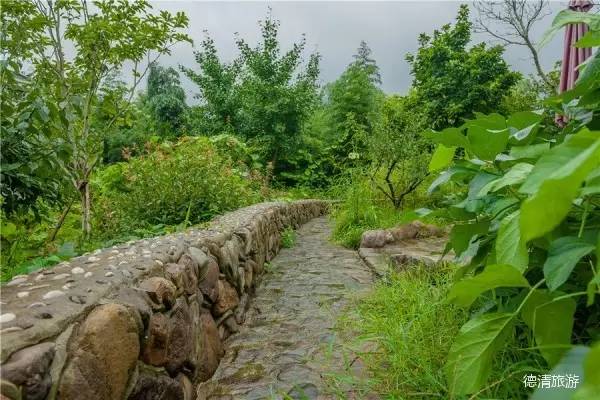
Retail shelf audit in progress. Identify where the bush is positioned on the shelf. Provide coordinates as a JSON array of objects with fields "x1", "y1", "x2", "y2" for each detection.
[{"x1": 93, "y1": 136, "x2": 264, "y2": 236}]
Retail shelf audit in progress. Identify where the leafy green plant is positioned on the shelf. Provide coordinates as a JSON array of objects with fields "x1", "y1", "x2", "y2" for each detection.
[
  {"x1": 281, "y1": 227, "x2": 296, "y2": 249},
  {"x1": 1, "y1": 0, "x2": 191, "y2": 237},
  {"x1": 426, "y1": 12, "x2": 600, "y2": 397},
  {"x1": 93, "y1": 136, "x2": 264, "y2": 237},
  {"x1": 406, "y1": 5, "x2": 520, "y2": 130},
  {"x1": 327, "y1": 265, "x2": 541, "y2": 398},
  {"x1": 182, "y1": 11, "x2": 320, "y2": 177},
  {"x1": 365, "y1": 94, "x2": 430, "y2": 209}
]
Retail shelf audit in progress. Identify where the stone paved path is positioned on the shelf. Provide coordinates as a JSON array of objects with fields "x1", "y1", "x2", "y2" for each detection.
[{"x1": 197, "y1": 216, "x2": 374, "y2": 399}]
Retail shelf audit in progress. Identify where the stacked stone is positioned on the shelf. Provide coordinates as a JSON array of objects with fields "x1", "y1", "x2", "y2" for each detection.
[{"x1": 0, "y1": 200, "x2": 328, "y2": 400}]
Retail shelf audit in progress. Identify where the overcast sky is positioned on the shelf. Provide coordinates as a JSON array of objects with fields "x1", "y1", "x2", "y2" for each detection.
[{"x1": 145, "y1": 1, "x2": 575, "y2": 99}]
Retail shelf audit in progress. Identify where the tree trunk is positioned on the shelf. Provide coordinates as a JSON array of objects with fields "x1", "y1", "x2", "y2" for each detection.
[
  {"x1": 80, "y1": 181, "x2": 91, "y2": 239},
  {"x1": 48, "y1": 197, "x2": 75, "y2": 242},
  {"x1": 526, "y1": 40, "x2": 554, "y2": 93}
]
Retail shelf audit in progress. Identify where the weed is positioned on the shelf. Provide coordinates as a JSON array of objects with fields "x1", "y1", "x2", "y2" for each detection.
[
  {"x1": 281, "y1": 227, "x2": 297, "y2": 249},
  {"x1": 327, "y1": 264, "x2": 544, "y2": 399}
]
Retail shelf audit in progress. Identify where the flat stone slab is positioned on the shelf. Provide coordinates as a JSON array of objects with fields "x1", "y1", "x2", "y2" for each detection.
[
  {"x1": 359, "y1": 236, "x2": 453, "y2": 276},
  {"x1": 196, "y1": 216, "x2": 374, "y2": 399}
]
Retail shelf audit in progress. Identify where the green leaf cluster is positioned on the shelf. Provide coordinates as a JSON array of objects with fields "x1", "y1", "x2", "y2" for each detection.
[{"x1": 430, "y1": 14, "x2": 600, "y2": 397}]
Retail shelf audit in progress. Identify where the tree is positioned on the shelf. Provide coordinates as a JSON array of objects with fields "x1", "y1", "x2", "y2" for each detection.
[
  {"x1": 181, "y1": 34, "x2": 242, "y2": 135},
  {"x1": 1, "y1": 1, "x2": 67, "y2": 217},
  {"x1": 352, "y1": 40, "x2": 381, "y2": 84},
  {"x1": 406, "y1": 5, "x2": 520, "y2": 129},
  {"x1": 473, "y1": 1, "x2": 554, "y2": 90},
  {"x1": 2, "y1": 0, "x2": 190, "y2": 237},
  {"x1": 0, "y1": 62, "x2": 65, "y2": 217},
  {"x1": 325, "y1": 43, "x2": 384, "y2": 164},
  {"x1": 236, "y1": 13, "x2": 321, "y2": 172},
  {"x1": 366, "y1": 95, "x2": 429, "y2": 209},
  {"x1": 184, "y1": 11, "x2": 321, "y2": 176},
  {"x1": 146, "y1": 64, "x2": 188, "y2": 137}
]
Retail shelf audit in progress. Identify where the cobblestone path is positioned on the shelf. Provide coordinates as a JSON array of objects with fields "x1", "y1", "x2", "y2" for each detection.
[{"x1": 197, "y1": 216, "x2": 374, "y2": 399}]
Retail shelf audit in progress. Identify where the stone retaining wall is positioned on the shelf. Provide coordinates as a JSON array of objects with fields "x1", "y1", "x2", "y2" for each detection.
[{"x1": 0, "y1": 200, "x2": 328, "y2": 400}]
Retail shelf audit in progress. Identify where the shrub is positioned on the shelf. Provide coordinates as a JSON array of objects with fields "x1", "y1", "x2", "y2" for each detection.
[
  {"x1": 425, "y1": 13, "x2": 600, "y2": 395},
  {"x1": 93, "y1": 136, "x2": 263, "y2": 236}
]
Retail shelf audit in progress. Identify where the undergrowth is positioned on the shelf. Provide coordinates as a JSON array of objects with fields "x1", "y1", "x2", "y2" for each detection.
[
  {"x1": 281, "y1": 227, "x2": 297, "y2": 248},
  {"x1": 327, "y1": 264, "x2": 546, "y2": 399},
  {"x1": 329, "y1": 175, "x2": 442, "y2": 249}
]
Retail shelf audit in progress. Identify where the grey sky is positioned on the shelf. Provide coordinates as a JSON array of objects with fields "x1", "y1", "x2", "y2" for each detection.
[{"x1": 146, "y1": 1, "x2": 573, "y2": 99}]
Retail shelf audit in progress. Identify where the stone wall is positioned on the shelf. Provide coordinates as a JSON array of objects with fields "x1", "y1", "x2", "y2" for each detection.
[{"x1": 0, "y1": 200, "x2": 328, "y2": 400}]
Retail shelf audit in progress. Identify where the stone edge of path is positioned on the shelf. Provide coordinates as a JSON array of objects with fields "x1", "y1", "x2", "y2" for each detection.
[
  {"x1": 357, "y1": 223, "x2": 453, "y2": 276},
  {"x1": 0, "y1": 200, "x2": 329, "y2": 400}
]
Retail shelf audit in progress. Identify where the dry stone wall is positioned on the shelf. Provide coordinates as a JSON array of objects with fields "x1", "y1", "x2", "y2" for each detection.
[{"x1": 0, "y1": 200, "x2": 328, "y2": 400}]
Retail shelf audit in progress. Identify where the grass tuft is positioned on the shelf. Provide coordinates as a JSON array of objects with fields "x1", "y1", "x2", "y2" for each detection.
[
  {"x1": 281, "y1": 227, "x2": 297, "y2": 248},
  {"x1": 327, "y1": 264, "x2": 545, "y2": 399}
]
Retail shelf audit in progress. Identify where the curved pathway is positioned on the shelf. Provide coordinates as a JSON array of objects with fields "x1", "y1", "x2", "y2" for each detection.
[{"x1": 197, "y1": 216, "x2": 373, "y2": 399}]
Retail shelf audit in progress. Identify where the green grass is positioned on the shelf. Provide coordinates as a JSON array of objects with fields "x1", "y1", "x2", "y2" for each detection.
[
  {"x1": 326, "y1": 264, "x2": 546, "y2": 399},
  {"x1": 328, "y1": 174, "x2": 444, "y2": 249},
  {"x1": 329, "y1": 179, "x2": 418, "y2": 249}
]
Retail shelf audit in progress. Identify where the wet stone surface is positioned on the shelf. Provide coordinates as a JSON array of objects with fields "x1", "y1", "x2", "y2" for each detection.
[{"x1": 197, "y1": 217, "x2": 373, "y2": 399}]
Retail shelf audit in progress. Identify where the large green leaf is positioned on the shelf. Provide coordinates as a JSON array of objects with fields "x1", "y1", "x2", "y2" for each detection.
[
  {"x1": 531, "y1": 346, "x2": 590, "y2": 400},
  {"x1": 448, "y1": 264, "x2": 529, "y2": 308},
  {"x1": 520, "y1": 129, "x2": 600, "y2": 242},
  {"x1": 582, "y1": 167, "x2": 600, "y2": 197},
  {"x1": 539, "y1": 10, "x2": 600, "y2": 48},
  {"x1": 521, "y1": 289, "x2": 576, "y2": 366},
  {"x1": 496, "y1": 210, "x2": 529, "y2": 272},
  {"x1": 467, "y1": 113, "x2": 507, "y2": 131},
  {"x1": 507, "y1": 111, "x2": 543, "y2": 141},
  {"x1": 544, "y1": 236, "x2": 596, "y2": 291},
  {"x1": 447, "y1": 220, "x2": 490, "y2": 257},
  {"x1": 509, "y1": 142, "x2": 550, "y2": 161},
  {"x1": 479, "y1": 163, "x2": 533, "y2": 196},
  {"x1": 575, "y1": 30, "x2": 600, "y2": 48},
  {"x1": 446, "y1": 312, "x2": 515, "y2": 395},
  {"x1": 467, "y1": 125, "x2": 509, "y2": 161},
  {"x1": 427, "y1": 165, "x2": 476, "y2": 194},
  {"x1": 468, "y1": 172, "x2": 498, "y2": 201},
  {"x1": 574, "y1": 342, "x2": 600, "y2": 400},
  {"x1": 423, "y1": 127, "x2": 469, "y2": 148},
  {"x1": 428, "y1": 144, "x2": 456, "y2": 172}
]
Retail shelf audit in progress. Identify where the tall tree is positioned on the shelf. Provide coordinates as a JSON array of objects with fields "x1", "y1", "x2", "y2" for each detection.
[
  {"x1": 324, "y1": 42, "x2": 384, "y2": 164},
  {"x1": 146, "y1": 64, "x2": 188, "y2": 137},
  {"x1": 236, "y1": 13, "x2": 320, "y2": 172},
  {"x1": 0, "y1": 1, "x2": 66, "y2": 216},
  {"x1": 473, "y1": 1, "x2": 553, "y2": 90},
  {"x1": 181, "y1": 34, "x2": 242, "y2": 135},
  {"x1": 326, "y1": 64, "x2": 382, "y2": 158},
  {"x1": 352, "y1": 40, "x2": 381, "y2": 84},
  {"x1": 184, "y1": 11, "x2": 321, "y2": 175},
  {"x1": 406, "y1": 5, "x2": 520, "y2": 129},
  {"x1": 2, "y1": 0, "x2": 190, "y2": 237}
]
